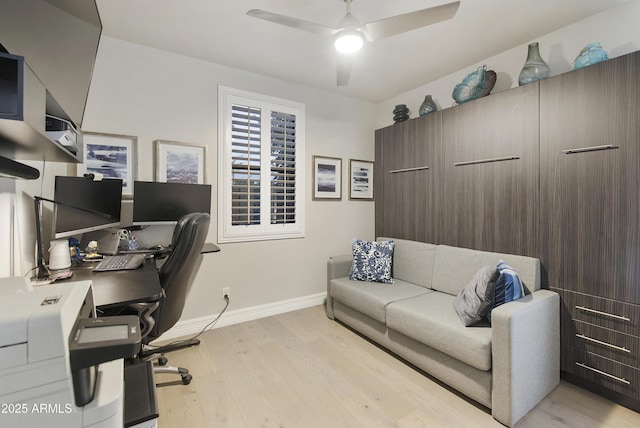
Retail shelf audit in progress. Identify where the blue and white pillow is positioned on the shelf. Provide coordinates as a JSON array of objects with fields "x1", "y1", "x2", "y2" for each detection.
[
  {"x1": 349, "y1": 239, "x2": 395, "y2": 284},
  {"x1": 488, "y1": 260, "x2": 525, "y2": 323}
]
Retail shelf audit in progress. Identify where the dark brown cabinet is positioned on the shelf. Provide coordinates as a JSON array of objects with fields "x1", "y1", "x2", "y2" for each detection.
[
  {"x1": 375, "y1": 111, "x2": 441, "y2": 243},
  {"x1": 440, "y1": 84, "x2": 539, "y2": 255},
  {"x1": 539, "y1": 51, "x2": 640, "y2": 411},
  {"x1": 540, "y1": 51, "x2": 640, "y2": 304}
]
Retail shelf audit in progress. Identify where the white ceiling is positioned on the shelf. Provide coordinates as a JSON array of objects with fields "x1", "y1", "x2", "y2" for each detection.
[{"x1": 96, "y1": 0, "x2": 629, "y2": 103}]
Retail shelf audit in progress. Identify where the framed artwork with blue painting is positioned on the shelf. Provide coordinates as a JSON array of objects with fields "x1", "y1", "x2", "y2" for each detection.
[
  {"x1": 312, "y1": 155, "x2": 342, "y2": 200},
  {"x1": 349, "y1": 159, "x2": 374, "y2": 200},
  {"x1": 154, "y1": 139, "x2": 207, "y2": 184},
  {"x1": 77, "y1": 132, "x2": 138, "y2": 197}
]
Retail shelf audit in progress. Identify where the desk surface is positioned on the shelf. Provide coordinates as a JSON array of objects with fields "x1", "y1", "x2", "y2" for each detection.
[
  {"x1": 69, "y1": 257, "x2": 163, "y2": 309},
  {"x1": 65, "y1": 243, "x2": 218, "y2": 309}
]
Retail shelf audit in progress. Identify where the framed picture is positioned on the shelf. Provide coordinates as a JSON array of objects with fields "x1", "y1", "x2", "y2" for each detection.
[
  {"x1": 349, "y1": 159, "x2": 374, "y2": 200},
  {"x1": 312, "y1": 156, "x2": 342, "y2": 200},
  {"x1": 154, "y1": 140, "x2": 207, "y2": 184},
  {"x1": 77, "y1": 132, "x2": 138, "y2": 197}
]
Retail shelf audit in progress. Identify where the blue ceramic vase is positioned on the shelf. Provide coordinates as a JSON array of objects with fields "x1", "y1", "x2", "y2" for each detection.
[{"x1": 418, "y1": 95, "x2": 438, "y2": 116}]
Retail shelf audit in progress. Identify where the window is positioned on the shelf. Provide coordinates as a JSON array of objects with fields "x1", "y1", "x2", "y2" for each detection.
[{"x1": 218, "y1": 86, "x2": 305, "y2": 242}]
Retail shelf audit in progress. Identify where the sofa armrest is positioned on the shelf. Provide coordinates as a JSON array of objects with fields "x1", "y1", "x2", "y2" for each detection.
[
  {"x1": 326, "y1": 254, "x2": 352, "y2": 319},
  {"x1": 491, "y1": 289, "x2": 560, "y2": 427}
]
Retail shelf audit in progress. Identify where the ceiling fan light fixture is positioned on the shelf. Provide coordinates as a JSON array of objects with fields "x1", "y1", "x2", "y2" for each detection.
[{"x1": 334, "y1": 30, "x2": 364, "y2": 54}]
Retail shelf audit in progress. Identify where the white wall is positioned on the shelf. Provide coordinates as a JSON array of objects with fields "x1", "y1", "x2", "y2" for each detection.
[
  {"x1": 376, "y1": 1, "x2": 640, "y2": 128},
  {"x1": 11, "y1": 160, "x2": 71, "y2": 277},
  {"x1": 82, "y1": 36, "x2": 376, "y2": 321}
]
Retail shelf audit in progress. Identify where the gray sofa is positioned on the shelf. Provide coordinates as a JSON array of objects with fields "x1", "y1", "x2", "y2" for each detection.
[{"x1": 326, "y1": 238, "x2": 559, "y2": 427}]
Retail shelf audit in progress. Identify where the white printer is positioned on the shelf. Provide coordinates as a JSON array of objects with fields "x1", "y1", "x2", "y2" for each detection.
[{"x1": 0, "y1": 277, "x2": 140, "y2": 427}]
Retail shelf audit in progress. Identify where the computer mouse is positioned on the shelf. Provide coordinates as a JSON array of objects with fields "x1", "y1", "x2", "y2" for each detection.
[{"x1": 149, "y1": 244, "x2": 164, "y2": 251}]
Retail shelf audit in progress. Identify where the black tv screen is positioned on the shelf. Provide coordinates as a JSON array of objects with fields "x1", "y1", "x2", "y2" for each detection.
[
  {"x1": 132, "y1": 181, "x2": 212, "y2": 225},
  {"x1": 53, "y1": 176, "x2": 123, "y2": 238}
]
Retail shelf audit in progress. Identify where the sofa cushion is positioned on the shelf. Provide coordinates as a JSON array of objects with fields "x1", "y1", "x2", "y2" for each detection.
[
  {"x1": 377, "y1": 237, "x2": 436, "y2": 289},
  {"x1": 349, "y1": 239, "x2": 395, "y2": 283},
  {"x1": 453, "y1": 265, "x2": 499, "y2": 326},
  {"x1": 330, "y1": 277, "x2": 431, "y2": 324},
  {"x1": 386, "y1": 292, "x2": 493, "y2": 371},
  {"x1": 431, "y1": 245, "x2": 541, "y2": 296},
  {"x1": 487, "y1": 260, "x2": 525, "y2": 323}
]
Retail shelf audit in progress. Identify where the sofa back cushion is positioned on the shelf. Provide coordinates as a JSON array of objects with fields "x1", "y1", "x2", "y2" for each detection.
[
  {"x1": 377, "y1": 237, "x2": 436, "y2": 289},
  {"x1": 431, "y1": 245, "x2": 541, "y2": 297}
]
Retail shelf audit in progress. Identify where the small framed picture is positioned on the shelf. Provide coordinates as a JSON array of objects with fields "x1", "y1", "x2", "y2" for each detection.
[
  {"x1": 77, "y1": 132, "x2": 138, "y2": 197},
  {"x1": 349, "y1": 159, "x2": 374, "y2": 200},
  {"x1": 154, "y1": 140, "x2": 207, "y2": 184},
  {"x1": 312, "y1": 156, "x2": 342, "y2": 200}
]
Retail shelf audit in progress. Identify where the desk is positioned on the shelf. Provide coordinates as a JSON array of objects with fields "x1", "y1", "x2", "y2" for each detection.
[
  {"x1": 69, "y1": 257, "x2": 163, "y2": 309},
  {"x1": 66, "y1": 242, "x2": 217, "y2": 309}
]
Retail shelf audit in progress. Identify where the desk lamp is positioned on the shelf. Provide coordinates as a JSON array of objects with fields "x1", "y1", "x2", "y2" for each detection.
[{"x1": 32, "y1": 190, "x2": 114, "y2": 282}]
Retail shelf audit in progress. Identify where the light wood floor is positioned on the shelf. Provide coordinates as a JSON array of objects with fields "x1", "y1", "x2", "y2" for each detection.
[{"x1": 155, "y1": 305, "x2": 640, "y2": 427}]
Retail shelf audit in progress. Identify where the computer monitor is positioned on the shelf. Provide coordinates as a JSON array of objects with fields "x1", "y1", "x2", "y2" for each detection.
[
  {"x1": 53, "y1": 176, "x2": 123, "y2": 239},
  {"x1": 132, "y1": 181, "x2": 212, "y2": 225}
]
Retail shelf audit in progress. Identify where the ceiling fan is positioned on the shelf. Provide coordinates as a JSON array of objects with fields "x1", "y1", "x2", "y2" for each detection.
[{"x1": 247, "y1": 0, "x2": 461, "y2": 86}]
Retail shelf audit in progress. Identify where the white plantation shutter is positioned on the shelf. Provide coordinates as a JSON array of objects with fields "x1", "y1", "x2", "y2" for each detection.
[
  {"x1": 270, "y1": 111, "x2": 296, "y2": 224},
  {"x1": 219, "y1": 87, "x2": 305, "y2": 242},
  {"x1": 231, "y1": 104, "x2": 261, "y2": 226}
]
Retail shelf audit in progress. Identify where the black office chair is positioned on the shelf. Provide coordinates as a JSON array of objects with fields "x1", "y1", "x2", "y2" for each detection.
[{"x1": 134, "y1": 212, "x2": 210, "y2": 385}]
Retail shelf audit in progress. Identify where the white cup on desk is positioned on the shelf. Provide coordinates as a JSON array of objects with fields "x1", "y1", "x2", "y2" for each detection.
[{"x1": 49, "y1": 239, "x2": 71, "y2": 270}]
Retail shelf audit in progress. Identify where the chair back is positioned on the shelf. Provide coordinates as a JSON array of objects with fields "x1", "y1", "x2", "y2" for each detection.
[{"x1": 149, "y1": 212, "x2": 210, "y2": 340}]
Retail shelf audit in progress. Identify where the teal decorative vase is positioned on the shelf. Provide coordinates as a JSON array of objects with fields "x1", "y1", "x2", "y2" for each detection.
[
  {"x1": 573, "y1": 42, "x2": 608, "y2": 70},
  {"x1": 419, "y1": 95, "x2": 438, "y2": 116},
  {"x1": 518, "y1": 42, "x2": 549, "y2": 86}
]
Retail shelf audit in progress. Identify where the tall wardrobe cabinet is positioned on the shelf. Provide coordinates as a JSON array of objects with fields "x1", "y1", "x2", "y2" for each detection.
[{"x1": 540, "y1": 51, "x2": 640, "y2": 407}]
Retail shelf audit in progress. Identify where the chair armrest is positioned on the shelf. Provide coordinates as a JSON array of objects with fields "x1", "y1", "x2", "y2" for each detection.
[
  {"x1": 491, "y1": 289, "x2": 560, "y2": 427},
  {"x1": 326, "y1": 254, "x2": 352, "y2": 319}
]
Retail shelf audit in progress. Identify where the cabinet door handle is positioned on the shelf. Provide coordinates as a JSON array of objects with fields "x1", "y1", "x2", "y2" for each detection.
[
  {"x1": 575, "y1": 305, "x2": 631, "y2": 322},
  {"x1": 453, "y1": 156, "x2": 519, "y2": 166},
  {"x1": 388, "y1": 166, "x2": 429, "y2": 174},
  {"x1": 576, "y1": 334, "x2": 631, "y2": 353},
  {"x1": 561, "y1": 144, "x2": 619, "y2": 154},
  {"x1": 576, "y1": 362, "x2": 630, "y2": 385}
]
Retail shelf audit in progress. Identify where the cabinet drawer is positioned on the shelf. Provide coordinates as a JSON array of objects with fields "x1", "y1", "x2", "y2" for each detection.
[
  {"x1": 567, "y1": 320, "x2": 640, "y2": 367},
  {"x1": 563, "y1": 291, "x2": 640, "y2": 337},
  {"x1": 562, "y1": 345, "x2": 640, "y2": 401}
]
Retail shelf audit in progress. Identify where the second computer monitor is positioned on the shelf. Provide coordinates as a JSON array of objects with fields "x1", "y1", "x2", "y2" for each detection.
[{"x1": 132, "y1": 181, "x2": 212, "y2": 225}]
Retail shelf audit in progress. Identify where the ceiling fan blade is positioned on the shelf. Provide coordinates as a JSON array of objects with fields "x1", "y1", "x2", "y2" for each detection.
[
  {"x1": 363, "y1": 1, "x2": 460, "y2": 41},
  {"x1": 247, "y1": 9, "x2": 339, "y2": 37},
  {"x1": 336, "y1": 54, "x2": 353, "y2": 86}
]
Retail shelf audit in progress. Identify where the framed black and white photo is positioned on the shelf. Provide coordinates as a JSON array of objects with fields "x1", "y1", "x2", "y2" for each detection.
[
  {"x1": 154, "y1": 140, "x2": 207, "y2": 184},
  {"x1": 77, "y1": 132, "x2": 138, "y2": 197},
  {"x1": 349, "y1": 159, "x2": 374, "y2": 200},
  {"x1": 312, "y1": 155, "x2": 341, "y2": 200}
]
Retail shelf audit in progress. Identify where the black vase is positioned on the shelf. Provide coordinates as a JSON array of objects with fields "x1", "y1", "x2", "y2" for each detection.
[{"x1": 393, "y1": 104, "x2": 410, "y2": 123}]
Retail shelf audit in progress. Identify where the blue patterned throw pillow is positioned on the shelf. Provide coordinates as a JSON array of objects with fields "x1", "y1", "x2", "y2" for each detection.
[
  {"x1": 349, "y1": 239, "x2": 395, "y2": 284},
  {"x1": 488, "y1": 260, "x2": 525, "y2": 323}
]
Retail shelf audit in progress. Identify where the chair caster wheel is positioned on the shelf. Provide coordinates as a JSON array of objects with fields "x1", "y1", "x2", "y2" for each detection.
[
  {"x1": 158, "y1": 356, "x2": 168, "y2": 366},
  {"x1": 181, "y1": 374, "x2": 192, "y2": 385}
]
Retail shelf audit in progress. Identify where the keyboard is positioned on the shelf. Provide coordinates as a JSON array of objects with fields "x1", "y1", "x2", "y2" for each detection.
[{"x1": 93, "y1": 254, "x2": 146, "y2": 272}]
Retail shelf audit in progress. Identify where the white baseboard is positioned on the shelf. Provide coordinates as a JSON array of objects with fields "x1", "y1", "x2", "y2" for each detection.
[{"x1": 156, "y1": 292, "x2": 327, "y2": 342}]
